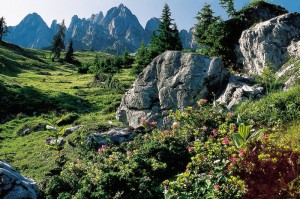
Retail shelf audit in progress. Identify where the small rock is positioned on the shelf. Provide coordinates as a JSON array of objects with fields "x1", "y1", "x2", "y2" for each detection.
[
  {"x1": 64, "y1": 125, "x2": 84, "y2": 136},
  {"x1": 46, "y1": 125, "x2": 56, "y2": 131}
]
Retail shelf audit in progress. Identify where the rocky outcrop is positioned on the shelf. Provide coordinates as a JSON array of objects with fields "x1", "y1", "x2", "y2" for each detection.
[
  {"x1": 0, "y1": 161, "x2": 38, "y2": 199},
  {"x1": 217, "y1": 74, "x2": 264, "y2": 109},
  {"x1": 237, "y1": 12, "x2": 300, "y2": 74},
  {"x1": 116, "y1": 51, "x2": 229, "y2": 128}
]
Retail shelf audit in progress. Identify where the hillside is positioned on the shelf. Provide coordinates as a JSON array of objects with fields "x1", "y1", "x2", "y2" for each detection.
[
  {"x1": 0, "y1": 41, "x2": 135, "y2": 184},
  {"x1": 0, "y1": 1, "x2": 300, "y2": 199}
]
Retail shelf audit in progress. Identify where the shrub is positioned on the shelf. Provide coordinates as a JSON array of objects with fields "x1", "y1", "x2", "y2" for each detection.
[{"x1": 233, "y1": 139, "x2": 300, "y2": 198}]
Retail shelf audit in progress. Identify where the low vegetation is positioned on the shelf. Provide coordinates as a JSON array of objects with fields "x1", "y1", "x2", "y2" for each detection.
[{"x1": 0, "y1": 1, "x2": 299, "y2": 198}]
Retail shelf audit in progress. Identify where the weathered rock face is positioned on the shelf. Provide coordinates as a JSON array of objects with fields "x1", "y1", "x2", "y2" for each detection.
[
  {"x1": 116, "y1": 51, "x2": 229, "y2": 128},
  {"x1": 0, "y1": 161, "x2": 38, "y2": 199},
  {"x1": 237, "y1": 12, "x2": 300, "y2": 74},
  {"x1": 217, "y1": 74, "x2": 264, "y2": 109}
]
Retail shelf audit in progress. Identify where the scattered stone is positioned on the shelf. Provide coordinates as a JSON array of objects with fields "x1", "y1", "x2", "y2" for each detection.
[
  {"x1": 217, "y1": 74, "x2": 264, "y2": 109},
  {"x1": 37, "y1": 71, "x2": 51, "y2": 76},
  {"x1": 0, "y1": 161, "x2": 39, "y2": 199},
  {"x1": 116, "y1": 51, "x2": 229, "y2": 128},
  {"x1": 45, "y1": 137, "x2": 65, "y2": 146},
  {"x1": 17, "y1": 128, "x2": 32, "y2": 136},
  {"x1": 46, "y1": 125, "x2": 56, "y2": 131},
  {"x1": 87, "y1": 127, "x2": 138, "y2": 147},
  {"x1": 64, "y1": 125, "x2": 84, "y2": 136}
]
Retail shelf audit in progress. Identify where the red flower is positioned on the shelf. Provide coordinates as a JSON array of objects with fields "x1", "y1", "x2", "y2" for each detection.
[
  {"x1": 222, "y1": 135, "x2": 230, "y2": 145},
  {"x1": 230, "y1": 157, "x2": 238, "y2": 163},
  {"x1": 212, "y1": 129, "x2": 218, "y2": 135},
  {"x1": 188, "y1": 146, "x2": 194, "y2": 152},
  {"x1": 197, "y1": 99, "x2": 208, "y2": 106},
  {"x1": 214, "y1": 184, "x2": 220, "y2": 190},
  {"x1": 263, "y1": 134, "x2": 269, "y2": 141},
  {"x1": 238, "y1": 149, "x2": 246, "y2": 155}
]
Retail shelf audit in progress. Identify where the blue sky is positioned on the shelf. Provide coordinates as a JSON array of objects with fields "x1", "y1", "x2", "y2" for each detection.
[{"x1": 1, "y1": 0, "x2": 299, "y2": 30}]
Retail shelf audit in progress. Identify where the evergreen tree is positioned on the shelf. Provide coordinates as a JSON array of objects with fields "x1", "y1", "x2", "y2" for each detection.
[
  {"x1": 132, "y1": 41, "x2": 150, "y2": 75},
  {"x1": 65, "y1": 40, "x2": 74, "y2": 63},
  {"x1": 0, "y1": 17, "x2": 8, "y2": 42},
  {"x1": 194, "y1": 3, "x2": 219, "y2": 47},
  {"x1": 51, "y1": 20, "x2": 66, "y2": 60},
  {"x1": 155, "y1": 4, "x2": 183, "y2": 54},
  {"x1": 219, "y1": 0, "x2": 236, "y2": 17},
  {"x1": 171, "y1": 24, "x2": 183, "y2": 51},
  {"x1": 122, "y1": 50, "x2": 134, "y2": 68}
]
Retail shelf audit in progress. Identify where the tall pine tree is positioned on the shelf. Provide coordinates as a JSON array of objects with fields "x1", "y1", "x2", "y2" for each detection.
[
  {"x1": 0, "y1": 17, "x2": 8, "y2": 42},
  {"x1": 154, "y1": 4, "x2": 183, "y2": 54},
  {"x1": 219, "y1": 0, "x2": 236, "y2": 17},
  {"x1": 194, "y1": 3, "x2": 219, "y2": 47},
  {"x1": 51, "y1": 20, "x2": 66, "y2": 60},
  {"x1": 65, "y1": 40, "x2": 74, "y2": 63}
]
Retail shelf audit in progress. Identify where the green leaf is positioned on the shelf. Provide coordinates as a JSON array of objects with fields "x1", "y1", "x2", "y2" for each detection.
[
  {"x1": 233, "y1": 133, "x2": 244, "y2": 148},
  {"x1": 238, "y1": 123, "x2": 250, "y2": 140}
]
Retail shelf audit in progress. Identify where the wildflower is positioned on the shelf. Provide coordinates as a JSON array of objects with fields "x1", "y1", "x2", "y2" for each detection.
[
  {"x1": 98, "y1": 145, "x2": 107, "y2": 155},
  {"x1": 230, "y1": 157, "x2": 238, "y2": 163},
  {"x1": 222, "y1": 135, "x2": 230, "y2": 145},
  {"x1": 172, "y1": 121, "x2": 180, "y2": 129},
  {"x1": 212, "y1": 129, "x2": 218, "y2": 135},
  {"x1": 127, "y1": 151, "x2": 132, "y2": 158},
  {"x1": 238, "y1": 149, "x2": 246, "y2": 155},
  {"x1": 197, "y1": 99, "x2": 208, "y2": 106},
  {"x1": 149, "y1": 121, "x2": 157, "y2": 126},
  {"x1": 263, "y1": 134, "x2": 269, "y2": 141},
  {"x1": 140, "y1": 117, "x2": 147, "y2": 126},
  {"x1": 208, "y1": 135, "x2": 214, "y2": 139},
  {"x1": 188, "y1": 146, "x2": 194, "y2": 152},
  {"x1": 214, "y1": 184, "x2": 220, "y2": 190},
  {"x1": 202, "y1": 126, "x2": 208, "y2": 131}
]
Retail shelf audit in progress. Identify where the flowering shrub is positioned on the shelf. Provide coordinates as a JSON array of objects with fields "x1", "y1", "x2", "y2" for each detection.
[
  {"x1": 233, "y1": 139, "x2": 300, "y2": 198},
  {"x1": 164, "y1": 123, "x2": 246, "y2": 198}
]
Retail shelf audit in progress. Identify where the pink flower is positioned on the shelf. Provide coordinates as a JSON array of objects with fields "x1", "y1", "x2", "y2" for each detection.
[
  {"x1": 149, "y1": 121, "x2": 157, "y2": 126},
  {"x1": 98, "y1": 145, "x2": 107, "y2": 155},
  {"x1": 214, "y1": 184, "x2": 220, "y2": 190},
  {"x1": 197, "y1": 99, "x2": 208, "y2": 106},
  {"x1": 238, "y1": 150, "x2": 246, "y2": 155},
  {"x1": 127, "y1": 151, "x2": 132, "y2": 158},
  {"x1": 212, "y1": 129, "x2": 218, "y2": 135},
  {"x1": 263, "y1": 134, "x2": 269, "y2": 141},
  {"x1": 230, "y1": 157, "x2": 238, "y2": 163},
  {"x1": 188, "y1": 146, "x2": 194, "y2": 152},
  {"x1": 222, "y1": 135, "x2": 230, "y2": 145}
]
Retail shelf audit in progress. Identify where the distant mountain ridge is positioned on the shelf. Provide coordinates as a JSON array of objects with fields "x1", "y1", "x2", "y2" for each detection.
[{"x1": 4, "y1": 4, "x2": 195, "y2": 53}]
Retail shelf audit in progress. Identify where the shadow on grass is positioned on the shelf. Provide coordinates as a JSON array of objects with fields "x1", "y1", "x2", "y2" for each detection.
[{"x1": 0, "y1": 80, "x2": 94, "y2": 122}]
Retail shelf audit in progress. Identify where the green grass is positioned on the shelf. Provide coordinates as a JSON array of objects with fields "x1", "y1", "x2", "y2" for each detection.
[{"x1": 0, "y1": 42, "x2": 135, "y2": 184}]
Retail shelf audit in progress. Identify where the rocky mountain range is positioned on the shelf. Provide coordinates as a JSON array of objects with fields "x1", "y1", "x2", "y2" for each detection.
[{"x1": 4, "y1": 4, "x2": 195, "y2": 53}]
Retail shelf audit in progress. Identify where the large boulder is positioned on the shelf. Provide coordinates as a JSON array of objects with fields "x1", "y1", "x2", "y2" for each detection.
[
  {"x1": 116, "y1": 51, "x2": 229, "y2": 128},
  {"x1": 217, "y1": 74, "x2": 264, "y2": 109},
  {"x1": 237, "y1": 12, "x2": 300, "y2": 74},
  {"x1": 0, "y1": 161, "x2": 39, "y2": 199}
]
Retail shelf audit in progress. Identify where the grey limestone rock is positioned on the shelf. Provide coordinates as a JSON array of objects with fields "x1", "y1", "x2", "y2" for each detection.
[
  {"x1": 217, "y1": 74, "x2": 264, "y2": 109},
  {"x1": 116, "y1": 51, "x2": 229, "y2": 128},
  {"x1": 87, "y1": 127, "x2": 138, "y2": 146},
  {"x1": 237, "y1": 12, "x2": 300, "y2": 74},
  {"x1": 0, "y1": 161, "x2": 38, "y2": 199}
]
